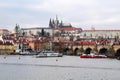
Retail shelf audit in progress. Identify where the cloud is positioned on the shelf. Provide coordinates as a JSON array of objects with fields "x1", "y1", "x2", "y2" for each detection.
[{"x1": 0, "y1": 0, "x2": 120, "y2": 30}]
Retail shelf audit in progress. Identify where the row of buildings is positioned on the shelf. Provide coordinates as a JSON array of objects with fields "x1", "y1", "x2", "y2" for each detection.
[{"x1": 0, "y1": 16, "x2": 120, "y2": 55}]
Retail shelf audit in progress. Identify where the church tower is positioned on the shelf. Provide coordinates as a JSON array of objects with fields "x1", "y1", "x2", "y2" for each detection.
[
  {"x1": 54, "y1": 15, "x2": 59, "y2": 28},
  {"x1": 49, "y1": 18, "x2": 53, "y2": 28},
  {"x1": 59, "y1": 20, "x2": 63, "y2": 28},
  {"x1": 14, "y1": 24, "x2": 21, "y2": 38}
]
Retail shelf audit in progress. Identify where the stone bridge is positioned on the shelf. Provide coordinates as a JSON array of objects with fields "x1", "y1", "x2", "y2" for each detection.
[{"x1": 64, "y1": 45, "x2": 120, "y2": 57}]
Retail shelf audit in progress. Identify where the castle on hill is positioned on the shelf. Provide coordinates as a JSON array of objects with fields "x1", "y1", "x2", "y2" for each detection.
[{"x1": 49, "y1": 15, "x2": 72, "y2": 28}]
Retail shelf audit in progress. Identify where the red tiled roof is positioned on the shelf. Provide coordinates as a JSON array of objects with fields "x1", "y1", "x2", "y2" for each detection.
[
  {"x1": 29, "y1": 39, "x2": 49, "y2": 43},
  {"x1": 25, "y1": 36, "x2": 34, "y2": 38},
  {"x1": 75, "y1": 40, "x2": 96, "y2": 45},
  {"x1": 0, "y1": 40, "x2": 13, "y2": 45},
  {"x1": 9, "y1": 34, "x2": 14, "y2": 36},
  {"x1": 0, "y1": 40, "x2": 3, "y2": 45},
  {"x1": 113, "y1": 42, "x2": 120, "y2": 45}
]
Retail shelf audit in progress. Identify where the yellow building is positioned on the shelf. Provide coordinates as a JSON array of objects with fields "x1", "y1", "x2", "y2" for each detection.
[{"x1": 0, "y1": 35, "x2": 14, "y2": 54}]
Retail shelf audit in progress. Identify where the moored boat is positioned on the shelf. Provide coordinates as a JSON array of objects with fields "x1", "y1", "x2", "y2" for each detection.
[
  {"x1": 80, "y1": 54, "x2": 107, "y2": 58},
  {"x1": 36, "y1": 50, "x2": 63, "y2": 58}
]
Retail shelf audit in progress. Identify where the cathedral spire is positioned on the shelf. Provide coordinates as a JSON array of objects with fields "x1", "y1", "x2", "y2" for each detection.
[
  {"x1": 59, "y1": 20, "x2": 63, "y2": 28},
  {"x1": 49, "y1": 18, "x2": 53, "y2": 28},
  {"x1": 56, "y1": 15, "x2": 58, "y2": 21},
  {"x1": 54, "y1": 15, "x2": 59, "y2": 28}
]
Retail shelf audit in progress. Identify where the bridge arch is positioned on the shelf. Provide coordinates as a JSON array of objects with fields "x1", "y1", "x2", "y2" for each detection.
[
  {"x1": 74, "y1": 47, "x2": 79, "y2": 55},
  {"x1": 115, "y1": 48, "x2": 120, "y2": 57},
  {"x1": 99, "y1": 47, "x2": 108, "y2": 54},
  {"x1": 64, "y1": 47, "x2": 70, "y2": 55},
  {"x1": 85, "y1": 47, "x2": 92, "y2": 54},
  {"x1": 67, "y1": 45, "x2": 120, "y2": 56}
]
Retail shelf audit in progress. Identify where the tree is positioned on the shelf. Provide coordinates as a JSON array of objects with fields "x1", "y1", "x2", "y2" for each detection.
[
  {"x1": 15, "y1": 24, "x2": 21, "y2": 38},
  {"x1": 22, "y1": 32, "x2": 25, "y2": 36},
  {"x1": 41, "y1": 29, "x2": 44, "y2": 36}
]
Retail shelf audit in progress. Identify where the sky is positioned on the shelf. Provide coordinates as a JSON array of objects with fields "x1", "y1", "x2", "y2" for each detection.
[{"x1": 0, "y1": 0, "x2": 120, "y2": 31}]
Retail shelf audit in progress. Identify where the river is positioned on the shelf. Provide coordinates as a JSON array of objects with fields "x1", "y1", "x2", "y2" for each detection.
[{"x1": 0, "y1": 55, "x2": 120, "y2": 80}]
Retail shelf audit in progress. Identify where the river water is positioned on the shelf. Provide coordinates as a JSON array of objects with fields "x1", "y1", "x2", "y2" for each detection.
[{"x1": 0, "y1": 55, "x2": 120, "y2": 80}]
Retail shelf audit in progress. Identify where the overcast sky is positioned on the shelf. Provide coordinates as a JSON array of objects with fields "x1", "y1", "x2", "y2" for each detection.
[{"x1": 0, "y1": 0, "x2": 120, "y2": 30}]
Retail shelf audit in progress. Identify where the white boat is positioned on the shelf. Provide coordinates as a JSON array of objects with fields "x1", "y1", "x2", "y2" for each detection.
[
  {"x1": 80, "y1": 54, "x2": 107, "y2": 58},
  {"x1": 36, "y1": 51, "x2": 63, "y2": 57},
  {"x1": 19, "y1": 51, "x2": 30, "y2": 55}
]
